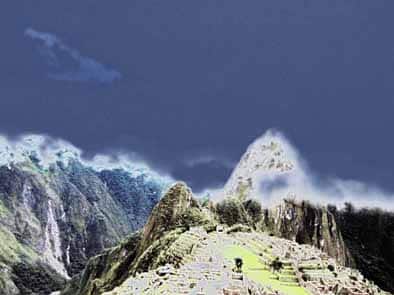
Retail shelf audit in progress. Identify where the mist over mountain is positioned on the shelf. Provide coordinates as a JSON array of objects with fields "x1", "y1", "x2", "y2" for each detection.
[{"x1": 215, "y1": 130, "x2": 394, "y2": 211}]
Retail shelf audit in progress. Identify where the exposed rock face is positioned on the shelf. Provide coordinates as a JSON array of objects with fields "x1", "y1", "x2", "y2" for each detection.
[
  {"x1": 260, "y1": 199, "x2": 352, "y2": 266},
  {"x1": 140, "y1": 182, "x2": 204, "y2": 250},
  {"x1": 62, "y1": 232, "x2": 142, "y2": 295},
  {"x1": 221, "y1": 137, "x2": 293, "y2": 201},
  {"x1": 332, "y1": 205, "x2": 394, "y2": 293},
  {"x1": 62, "y1": 182, "x2": 213, "y2": 295},
  {"x1": 0, "y1": 157, "x2": 167, "y2": 295},
  {"x1": 214, "y1": 197, "x2": 351, "y2": 266}
]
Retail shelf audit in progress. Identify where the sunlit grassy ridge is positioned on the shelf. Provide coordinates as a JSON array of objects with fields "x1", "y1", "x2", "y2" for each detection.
[{"x1": 223, "y1": 245, "x2": 310, "y2": 295}]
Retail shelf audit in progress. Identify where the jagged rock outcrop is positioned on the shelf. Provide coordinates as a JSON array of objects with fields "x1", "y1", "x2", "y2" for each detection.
[
  {"x1": 214, "y1": 197, "x2": 351, "y2": 266},
  {"x1": 260, "y1": 199, "x2": 352, "y2": 266},
  {"x1": 0, "y1": 156, "x2": 167, "y2": 295},
  {"x1": 139, "y1": 182, "x2": 205, "y2": 251},
  {"x1": 61, "y1": 232, "x2": 142, "y2": 295},
  {"x1": 221, "y1": 137, "x2": 293, "y2": 201},
  {"x1": 61, "y1": 182, "x2": 213, "y2": 295}
]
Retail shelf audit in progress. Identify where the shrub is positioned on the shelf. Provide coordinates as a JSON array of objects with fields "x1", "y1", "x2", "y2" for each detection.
[
  {"x1": 216, "y1": 199, "x2": 249, "y2": 226},
  {"x1": 243, "y1": 199, "x2": 262, "y2": 222}
]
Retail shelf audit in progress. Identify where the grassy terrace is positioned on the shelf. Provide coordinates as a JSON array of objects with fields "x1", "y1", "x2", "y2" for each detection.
[
  {"x1": 223, "y1": 245, "x2": 310, "y2": 295},
  {"x1": 245, "y1": 239, "x2": 275, "y2": 260}
]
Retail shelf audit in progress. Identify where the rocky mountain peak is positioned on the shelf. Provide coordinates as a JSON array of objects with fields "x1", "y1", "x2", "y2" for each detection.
[
  {"x1": 216, "y1": 133, "x2": 353, "y2": 269},
  {"x1": 140, "y1": 182, "x2": 203, "y2": 249},
  {"x1": 222, "y1": 133, "x2": 293, "y2": 201}
]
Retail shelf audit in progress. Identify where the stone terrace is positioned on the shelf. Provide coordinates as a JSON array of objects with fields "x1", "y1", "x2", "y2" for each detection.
[{"x1": 103, "y1": 227, "x2": 391, "y2": 295}]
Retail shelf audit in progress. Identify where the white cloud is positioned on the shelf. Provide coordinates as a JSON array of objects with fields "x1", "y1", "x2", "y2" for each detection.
[
  {"x1": 253, "y1": 130, "x2": 394, "y2": 210},
  {"x1": 3, "y1": 130, "x2": 393, "y2": 211},
  {"x1": 0, "y1": 133, "x2": 173, "y2": 186},
  {"x1": 25, "y1": 28, "x2": 60, "y2": 47},
  {"x1": 210, "y1": 129, "x2": 394, "y2": 211},
  {"x1": 25, "y1": 28, "x2": 121, "y2": 83},
  {"x1": 184, "y1": 154, "x2": 235, "y2": 169}
]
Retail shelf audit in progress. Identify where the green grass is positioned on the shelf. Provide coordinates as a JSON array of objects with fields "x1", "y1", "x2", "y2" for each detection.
[
  {"x1": 223, "y1": 245, "x2": 310, "y2": 295},
  {"x1": 0, "y1": 199, "x2": 10, "y2": 219},
  {"x1": 0, "y1": 227, "x2": 38, "y2": 264},
  {"x1": 245, "y1": 239, "x2": 275, "y2": 260}
]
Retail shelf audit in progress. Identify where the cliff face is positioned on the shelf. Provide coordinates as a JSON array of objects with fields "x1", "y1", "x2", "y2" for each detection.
[
  {"x1": 260, "y1": 199, "x2": 352, "y2": 266},
  {"x1": 140, "y1": 182, "x2": 202, "y2": 249},
  {"x1": 332, "y1": 206, "x2": 394, "y2": 293},
  {"x1": 0, "y1": 157, "x2": 167, "y2": 295},
  {"x1": 214, "y1": 197, "x2": 351, "y2": 266}
]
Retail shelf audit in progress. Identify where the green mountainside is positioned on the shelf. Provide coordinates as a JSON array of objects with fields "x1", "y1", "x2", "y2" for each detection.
[{"x1": 0, "y1": 157, "x2": 167, "y2": 295}]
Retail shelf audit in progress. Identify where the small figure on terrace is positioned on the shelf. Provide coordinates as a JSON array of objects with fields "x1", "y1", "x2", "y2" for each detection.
[{"x1": 234, "y1": 257, "x2": 243, "y2": 273}]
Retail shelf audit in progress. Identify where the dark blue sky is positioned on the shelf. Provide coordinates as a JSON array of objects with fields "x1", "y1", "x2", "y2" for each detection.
[{"x1": 1, "y1": 1, "x2": 394, "y2": 192}]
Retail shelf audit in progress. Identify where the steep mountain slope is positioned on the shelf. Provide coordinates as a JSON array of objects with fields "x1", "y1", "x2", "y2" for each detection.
[
  {"x1": 0, "y1": 138, "x2": 169, "y2": 295},
  {"x1": 62, "y1": 182, "x2": 214, "y2": 295},
  {"x1": 259, "y1": 199, "x2": 352, "y2": 266},
  {"x1": 214, "y1": 197, "x2": 351, "y2": 266},
  {"x1": 331, "y1": 205, "x2": 394, "y2": 292}
]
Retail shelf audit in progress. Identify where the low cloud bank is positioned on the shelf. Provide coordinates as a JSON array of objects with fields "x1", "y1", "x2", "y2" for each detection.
[
  {"x1": 1, "y1": 131, "x2": 393, "y2": 211},
  {"x1": 0, "y1": 134, "x2": 173, "y2": 186},
  {"x1": 252, "y1": 130, "x2": 394, "y2": 210}
]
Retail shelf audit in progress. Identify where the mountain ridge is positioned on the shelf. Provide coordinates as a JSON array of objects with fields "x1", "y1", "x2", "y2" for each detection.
[{"x1": 0, "y1": 153, "x2": 169, "y2": 295}]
